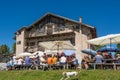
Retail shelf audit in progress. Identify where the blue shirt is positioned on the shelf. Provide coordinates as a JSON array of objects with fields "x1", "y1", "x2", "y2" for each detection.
[
  {"x1": 25, "y1": 57, "x2": 31, "y2": 65},
  {"x1": 95, "y1": 55, "x2": 103, "y2": 63}
]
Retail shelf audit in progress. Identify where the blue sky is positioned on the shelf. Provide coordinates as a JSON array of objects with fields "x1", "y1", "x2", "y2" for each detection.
[{"x1": 0, "y1": 0, "x2": 120, "y2": 50}]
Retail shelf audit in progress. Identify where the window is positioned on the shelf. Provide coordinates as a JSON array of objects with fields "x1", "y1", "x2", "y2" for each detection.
[
  {"x1": 76, "y1": 26, "x2": 80, "y2": 29},
  {"x1": 47, "y1": 25, "x2": 53, "y2": 35},
  {"x1": 17, "y1": 41, "x2": 21, "y2": 45}
]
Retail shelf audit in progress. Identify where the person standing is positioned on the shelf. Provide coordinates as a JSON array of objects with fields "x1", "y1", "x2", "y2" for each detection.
[
  {"x1": 13, "y1": 54, "x2": 17, "y2": 66},
  {"x1": 34, "y1": 53, "x2": 40, "y2": 70}
]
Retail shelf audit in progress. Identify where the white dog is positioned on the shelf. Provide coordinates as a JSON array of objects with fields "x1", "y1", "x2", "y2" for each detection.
[{"x1": 60, "y1": 71, "x2": 78, "y2": 80}]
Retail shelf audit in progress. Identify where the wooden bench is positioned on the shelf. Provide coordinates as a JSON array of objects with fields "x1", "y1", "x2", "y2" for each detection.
[{"x1": 89, "y1": 63, "x2": 120, "y2": 70}]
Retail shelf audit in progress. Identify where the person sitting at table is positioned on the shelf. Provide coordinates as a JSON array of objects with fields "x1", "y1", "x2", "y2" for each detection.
[
  {"x1": 103, "y1": 52, "x2": 110, "y2": 63},
  {"x1": 47, "y1": 55, "x2": 53, "y2": 69},
  {"x1": 82, "y1": 55, "x2": 90, "y2": 70},
  {"x1": 43, "y1": 53, "x2": 47, "y2": 61},
  {"x1": 12, "y1": 54, "x2": 17, "y2": 67},
  {"x1": 66, "y1": 56, "x2": 71, "y2": 63},
  {"x1": 71, "y1": 56, "x2": 79, "y2": 69},
  {"x1": 7, "y1": 60, "x2": 13, "y2": 70},
  {"x1": 40, "y1": 55, "x2": 46, "y2": 63},
  {"x1": 52, "y1": 55, "x2": 57, "y2": 65},
  {"x1": 94, "y1": 51, "x2": 103, "y2": 63},
  {"x1": 40, "y1": 55, "x2": 48, "y2": 71},
  {"x1": 60, "y1": 55, "x2": 66, "y2": 64},
  {"x1": 51, "y1": 55, "x2": 58, "y2": 70},
  {"x1": 47, "y1": 55, "x2": 52, "y2": 65},
  {"x1": 93, "y1": 51, "x2": 104, "y2": 69},
  {"x1": 60, "y1": 55, "x2": 67, "y2": 69},
  {"x1": 17, "y1": 57, "x2": 24, "y2": 70},
  {"x1": 116, "y1": 54, "x2": 120, "y2": 63},
  {"x1": 25, "y1": 56, "x2": 31, "y2": 70}
]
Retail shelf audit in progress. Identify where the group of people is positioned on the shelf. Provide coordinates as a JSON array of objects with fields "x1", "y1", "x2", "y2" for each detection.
[
  {"x1": 7, "y1": 52, "x2": 79, "y2": 70},
  {"x1": 7, "y1": 53, "x2": 40, "y2": 70},
  {"x1": 82, "y1": 51, "x2": 120, "y2": 70},
  {"x1": 9, "y1": 51, "x2": 120, "y2": 70}
]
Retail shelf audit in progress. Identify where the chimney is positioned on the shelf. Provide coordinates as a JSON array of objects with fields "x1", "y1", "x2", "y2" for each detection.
[{"x1": 79, "y1": 16, "x2": 82, "y2": 24}]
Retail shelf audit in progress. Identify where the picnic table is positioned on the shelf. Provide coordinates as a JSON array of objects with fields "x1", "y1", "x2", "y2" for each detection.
[{"x1": 90, "y1": 59, "x2": 120, "y2": 70}]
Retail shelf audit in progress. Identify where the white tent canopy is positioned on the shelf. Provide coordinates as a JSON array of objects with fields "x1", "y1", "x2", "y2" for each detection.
[{"x1": 87, "y1": 34, "x2": 120, "y2": 45}]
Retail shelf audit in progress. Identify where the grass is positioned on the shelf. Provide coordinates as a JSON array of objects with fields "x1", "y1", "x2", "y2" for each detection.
[{"x1": 0, "y1": 70, "x2": 120, "y2": 80}]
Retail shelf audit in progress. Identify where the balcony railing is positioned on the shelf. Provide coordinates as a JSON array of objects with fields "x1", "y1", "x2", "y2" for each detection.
[{"x1": 28, "y1": 26, "x2": 74, "y2": 37}]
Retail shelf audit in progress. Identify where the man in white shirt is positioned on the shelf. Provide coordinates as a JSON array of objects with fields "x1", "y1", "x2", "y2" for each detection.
[
  {"x1": 60, "y1": 55, "x2": 67, "y2": 64},
  {"x1": 60, "y1": 55, "x2": 67, "y2": 69}
]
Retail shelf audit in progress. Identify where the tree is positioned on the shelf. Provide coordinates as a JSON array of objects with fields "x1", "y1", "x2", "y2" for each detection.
[
  {"x1": 0, "y1": 44, "x2": 10, "y2": 54},
  {"x1": 12, "y1": 42, "x2": 16, "y2": 54},
  {"x1": 117, "y1": 44, "x2": 120, "y2": 48}
]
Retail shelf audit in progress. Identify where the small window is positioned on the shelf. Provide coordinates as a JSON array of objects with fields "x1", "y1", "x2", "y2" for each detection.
[
  {"x1": 19, "y1": 32, "x2": 21, "y2": 35},
  {"x1": 17, "y1": 41, "x2": 21, "y2": 45},
  {"x1": 47, "y1": 25, "x2": 53, "y2": 35},
  {"x1": 76, "y1": 26, "x2": 80, "y2": 29}
]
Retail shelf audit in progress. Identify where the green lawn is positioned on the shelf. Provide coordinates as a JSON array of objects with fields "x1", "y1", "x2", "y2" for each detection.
[{"x1": 0, "y1": 70, "x2": 120, "y2": 80}]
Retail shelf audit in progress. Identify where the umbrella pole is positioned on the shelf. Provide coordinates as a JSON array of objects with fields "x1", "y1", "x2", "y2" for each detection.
[
  {"x1": 57, "y1": 45, "x2": 59, "y2": 61},
  {"x1": 57, "y1": 45, "x2": 59, "y2": 53},
  {"x1": 110, "y1": 38, "x2": 112, "y2": 54},
  {"x1": 110, "y1": 38, "x2": 112, "y2": 49}
]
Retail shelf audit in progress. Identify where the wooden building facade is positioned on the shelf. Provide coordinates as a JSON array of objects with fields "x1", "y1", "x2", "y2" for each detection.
[{"x1": 14, "y1": 13, "x2": 97, "y2": 64}]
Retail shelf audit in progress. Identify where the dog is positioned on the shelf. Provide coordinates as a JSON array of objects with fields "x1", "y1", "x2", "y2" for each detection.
[{"x1": 60, "y1": 71, "x2": 78, "y2": 80}]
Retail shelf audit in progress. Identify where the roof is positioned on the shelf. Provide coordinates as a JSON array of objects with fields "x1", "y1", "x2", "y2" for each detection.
[
  {"x1": 14, "y1": 27, "x2": 27, "y2": 34},
  {"x1": 28, "y1": 12, "x2": 95, "y2": 29},
  {"x1": 15, "y1": 13, "x2": 96, "y2": 37}
]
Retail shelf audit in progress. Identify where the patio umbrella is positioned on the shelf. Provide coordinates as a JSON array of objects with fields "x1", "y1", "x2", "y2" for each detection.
[
  {"x1": 87, "y1": 34, "x2": 120, "y2": 46},
  {"x1": 44, "y1": 50, "x2": 58, "y2": 54},
  {"x1": 81, "y1": 49, "x2": 97, "y2": 56},
  {"x1": 50, "y1": 41, "x2": 75, "y2": 50},
  {"x1": 97, "y1": 47, "x2": 120, "y2": 52},
  {"x1": 33, "y1": 51, "x2": 44, "y2": 57},
  {"x1": 16, "y1": 52, "x2": 33, "y2": 58},
  {"x1": 39, "y1": 40, "x2": 75, "y2": 53}
]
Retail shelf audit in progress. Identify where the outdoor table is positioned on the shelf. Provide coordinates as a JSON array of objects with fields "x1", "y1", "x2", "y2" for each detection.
[
  {"x1": 90, "y1": 60, "x2": 120, "y2": 70},
  {"x1": 104, "y1": 59, "x2": 117, "y2": 63}
]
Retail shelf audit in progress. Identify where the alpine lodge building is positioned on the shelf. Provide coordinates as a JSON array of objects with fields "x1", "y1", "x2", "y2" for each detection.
[{"x1": 14, "y1": 13, "x2": 97, "y2": 64}]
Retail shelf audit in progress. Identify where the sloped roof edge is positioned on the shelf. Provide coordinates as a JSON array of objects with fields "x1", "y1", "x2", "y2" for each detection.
[
  {"x1": 28, "y1": 12, "x2": 95, "y2": 29},
  {"x1": 15, "y1": 13, "x2": 96, "y2": 33},
  {"x1": 14, "y1": 26, "x2": 27, "y2": 34}
]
